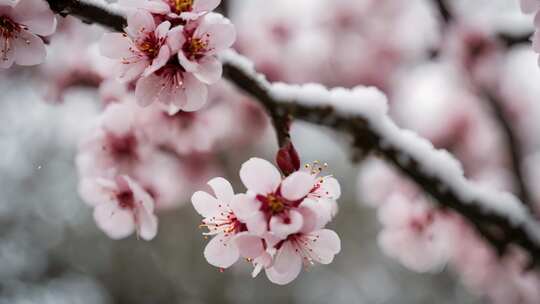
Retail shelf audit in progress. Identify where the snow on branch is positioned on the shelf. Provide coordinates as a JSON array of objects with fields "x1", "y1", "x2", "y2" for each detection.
[
  {"x1": 44, "y1": 0, "x2": 540, "y2": 265},
  {"x1": 221, "y1": 50, "x2": 540, "y2": 264},
  {"x1": 46, "y1": 0, "x2": 126, "y2": 30}
]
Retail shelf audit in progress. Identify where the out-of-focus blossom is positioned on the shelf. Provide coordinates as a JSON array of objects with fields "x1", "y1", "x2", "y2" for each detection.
[
  {"x1": 377, "y1": 194, "x2": 451, "y2": 273},
  {"x1": 80, "y1": 175, "x2": 158, "y2": 240},
  {"x1": 0, "y1": 0, "x2": 56, "y2": 68}
]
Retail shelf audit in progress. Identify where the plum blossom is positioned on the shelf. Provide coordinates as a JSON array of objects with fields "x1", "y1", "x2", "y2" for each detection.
[
  {"x1": 232, "y1": 157, "x2": 319, "y2": 239},
  {"x1": 192, "y1": 177, "x2": 261, "y2": 268},
  {"x1": 376, "y1": 194, "x2": 452, "y2": 273},
  {"x1": 135, "y1": 63, "x2": 208, "y2": 113},
  {"x1": 79, "y1": 175, "x2": 158, "y2": 240},
  {"x1": 0, "y1": 0, "x2": 56, "y2": 68},
  {"x1": 265, "y1": 229, "x2": 341, "y2": 285},
  {"x1": 100, "y1": 10, "x2": 172, "y2": 83},
  {"x1": 119, "y1": 0, "x2": 221, "y2": 21},
  {"x1": 194, "y1": 154, "x2": 342, "y2": 284},
  {"x1": 172, "y1": 13, "x2": 236, "y2": 84}
]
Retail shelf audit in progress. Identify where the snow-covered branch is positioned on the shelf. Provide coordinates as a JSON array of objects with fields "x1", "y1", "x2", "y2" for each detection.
[
  {"x1": 220, "y1": 50, "x2": 540, "y2": 265},
  {"x1": 43, "y1": 0, "x2": 540, "y2": 265}
]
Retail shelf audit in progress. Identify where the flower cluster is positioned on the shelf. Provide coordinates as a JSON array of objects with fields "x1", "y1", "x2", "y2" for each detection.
[
  {"x1": 100, "y1": 0, "x2": 235, "y2": 114},
  {"x1": 192, "y1": 145, "x2": 341, "y2": 285},
  {"x1": 0, "y1": 0, "x2": 56, "y2": 69}
]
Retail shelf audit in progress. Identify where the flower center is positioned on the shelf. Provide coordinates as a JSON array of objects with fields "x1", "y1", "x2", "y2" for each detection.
[
  {"x1": 0, "y1": 16, "x2": 18, "y2": 38},
  {"x1": 267, "y1": 194, "x2": 285, "y2": 214},
  {"x1": 106, "y1": 133, "x2": 138, "y2": 162},
  {"x1": 137, "y1": 34, "x2": 160, "y2": 58},
  {"x1": 183, "y1": 37, "x2": 208, "y2": 60},
  {"x1": 170, "y1": 0, "x2": 193, "y2": 14},
  {"x1": 117, "y1": 190, "x2": 135, "y2": 209},
  {"x1": 0, "y1": 16, "x2": 19, "y2": 62}
]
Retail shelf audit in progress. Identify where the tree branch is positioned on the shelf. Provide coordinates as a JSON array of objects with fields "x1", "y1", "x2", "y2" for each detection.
[
  {"x1": 221, "y1": 57, "x2": 540, "y2": 266},
  {"x1": 481, "y1": 89, "x2": 534, "y2": 209},
  {"x1": 43, "y1": 0, "x2": 540, "y2": 266},
  {"x1": 46, "y1": 0, "x2": 125, "y2": 31}
]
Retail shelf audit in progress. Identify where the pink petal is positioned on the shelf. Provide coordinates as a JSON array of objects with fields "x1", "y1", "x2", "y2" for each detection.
[
  {"x1": 137, "y1": 208, "x2": 158, "y2": 240},
  {"x1": 269, "y1": 210, "x2": 303, "y2": 239},
  {"x1": 207, "y1": 177, "x2": 234, "y2": 204},
  {"x1": 78, "y1": 178, "x2": 114, "y2": 207},
  {"x1": 196, "y1": 13, "x2": 236, "y2": 54},
  {"x1": 100, "y1": 33, "x2": 133, "y2": 59},
  {"x1": 135, "y1": 73, "x2": 163, "y2": 106},
  {"x1": 229, "y1": 193, "x2": 261, "y2": 221},
  {"x1": 11, "y1": 0, "x2": 56, "y2": 36},
  {"x1": 204, "y1": 234, "x2": 240, "y2": 268},
  {"x1": 155, "y1": 20, "x2": 171, "y2": 39},
  {"x1": 191, "y1": 190, "x2": 220, "y2": 218},
  {"x1": 281, "y1": 171, "x2": 315, "y2": 201},
  {"x1": 177, "y1": 50, "x2": 199, "y2": 72},
  {"x1": 118, "y1": 0, "x2": 170, "y2": 14},
  {"x1": 193, "y1": 0, "x2": 221, "y2": 12},
  {"x1": 266, "y1": 242, "x2": 302, "y2": 285},
  {"x1": 93, "y1": 203, "x2": 135, "y2": 240},
  {"x1": 126, "y1": 10, "x2": 156, "y2": 37},
  {"x1": 182, "y1": 73, "x2": 208, "y2": 111},
  {"x1": 124, "y1": 175, "x2": 156, "y2": 214},
  {"x1": 0, "y1": 38, "x2": 15, "y2": 69},
  {"x1": 297, "y1": 201, "x2": 320, "y2": 233},
  {"x1": 319, "y1": 177, "x2": 341, "y2": 200},
  {"x1": 239, "y1": 158, "x2": 282, "y2": 194},
  {"x1": 143, "y1": 45, "x2": 170, "y2": 76},
  {"x1": 308, "y1": 229, "x2": 341, "y2": 264},
  {"x1": 245, "y1": 212, "x2": 268, "y2": 236},
  {"x1": 13, "y1": 31, "x2": 46, "y2": 66},
  {"x1": 166, "y1": 25, "x2": 185, "y2": 52},
  {"x1": 194, "y1": 56, "x2": 222, "y2": 84},
  {"x1": 116, "y1": 59, "x2": 148, "y2": 83},
  {"x1": 234, "y1": 233, "x2": 265, "y2": 258}
]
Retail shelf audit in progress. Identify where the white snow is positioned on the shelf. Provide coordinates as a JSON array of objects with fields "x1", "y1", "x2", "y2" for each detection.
[
  {"x1": 79, "y1": 0, "x2": 126, "y2": 17},
  {"x1": 221, "y1": 49, "x2": 540, "y2": 244}
]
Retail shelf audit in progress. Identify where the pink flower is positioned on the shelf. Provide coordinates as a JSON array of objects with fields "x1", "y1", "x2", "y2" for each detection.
[
  {"x1": 79, "y1": 175, "x2": 158, "y2": 240},
  {"x1": 76, "y1": 101, "x2": 151, "y2": 178},
  {"x1": 119, "y1": 0, "x2": 221, "y2": 20},
  {"x1": 137, "y1": 102, "x2": 229, "y2": 154},
  {"x1": 232, "y1": 158, "x2": 319, "y2": 239},
  {"x1": 0, "y1": 0, "x2": 56, "y2": 68},
  {"x1": 100, "y1": 10, "x2": 172, "y2": 83},
  {"x1": 265, "y1": 229, "x2": 341, "y2": 285},
  {"x1": 377, "y1": 194, "x2": 451, "y2": 273},
  {"x1": 192, "y1": 177, "x2": 263, "y2": 268},
  {"x1": 170, "y1": 13, "x2": 236, "y2": 84},
  {"x1": 135, "y1": 62, "x2": 208, "y2": 113}
]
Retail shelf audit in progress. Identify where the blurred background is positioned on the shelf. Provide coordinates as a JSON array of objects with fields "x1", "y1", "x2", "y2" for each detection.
[{"x1": 0, "y1": 0, "x2": 538, "y2": 303}]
